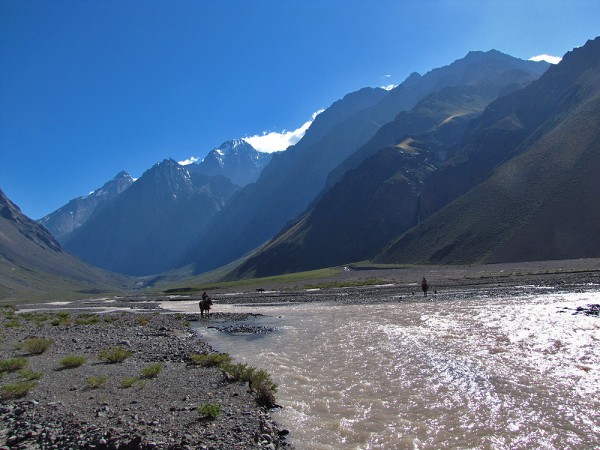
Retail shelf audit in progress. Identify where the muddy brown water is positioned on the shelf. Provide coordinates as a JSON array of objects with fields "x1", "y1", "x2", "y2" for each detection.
[{"x1": 163, "y1": 287, "x2": 600, "y2": 449}]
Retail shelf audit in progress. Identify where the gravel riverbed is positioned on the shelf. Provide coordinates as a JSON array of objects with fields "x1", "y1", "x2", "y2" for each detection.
[{"x1": 0, "y1": 310, "x2": 288, "y2": 449}]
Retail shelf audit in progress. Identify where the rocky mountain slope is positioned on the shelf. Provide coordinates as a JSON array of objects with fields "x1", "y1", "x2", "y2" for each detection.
[
  {"x1": 39, "y1": 171, "x2": 133, "y2": 241},
  {"x1": 375, "y1": 36, "x2": 600, "y2": 265},
  {"x1": 188, "y1": 139, "x2": 272, "y2": 187},
  {"x1": 0, "y1": 189, "x2": 129, "y2": 301},
  {"x1": 185, "y1": 50, "x2": 548, "y2": 276},
  {"x1": 232, "y1": 53, "x2": 550, "y2": 277},
  {"x1": 62, "y1": 160, "x2": 238, "y2": 276}
]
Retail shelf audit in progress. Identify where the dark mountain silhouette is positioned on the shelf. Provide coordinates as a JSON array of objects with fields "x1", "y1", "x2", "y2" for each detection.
[
  {"x1": 63, "y1": 159, "x2": 238, "y2": 276},
  {"x1": 325, "y1": 49, "x2": 548, "y2": 189},
  {"x1": 0, "y1": 189, "x2": 129, "y2": 300},
  {"x1": 39, "y1": 170, "x2": 133, "y2": 241},
  {"x1": 185, "y1": 50, "x2": 548, "y2": 275},
  {"x1": 187, "y1": 139, "x2": 272, "y2": 187},
  {"x1": 375, "y1": 36, "x2": 600, "y2": 265},
  {"x1": 232, "y1": 59, "x2": 547, "y2": 277}
]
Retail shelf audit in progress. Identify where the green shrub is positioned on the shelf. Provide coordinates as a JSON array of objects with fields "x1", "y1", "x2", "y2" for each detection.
[
  {"x1": 87, "y1": 375, "x2": 109, "y2": 389},
  {"x1": 74, "y1": 314, "x2": 100, "y2": 325},
  {"x1": 59, "y1": 355, "x2": 87, "y2": 369},
  {"x1": 190, "y1": 353, "x2": 232, "y2": 367},
  {"x1": 99, "y1": 347, "x2": 132, "y2": 364},
  {"x1": 197, "y1": 403, "x2": 221, "y2": 420},
  {"x1": 120, "y1": 376, "x2": 138, "y2": 389},
  {"x1": 140, "y1": 363, "x2": 162, "y2": 379},
  {"x1": 19, "y1": 369, "x2": 43, "y2": 381},
  {"x1": 19, "y1": 337, "x2": 53, "y2": 355},
  {"x1": 5, "y1": 319, "x2": 20, "y2": 328},
  {"x1": 137, "y1": 316, "x2": 150, "y2": 326},
  {"x1": 0, "y1": 357, "x2": 28, "y2": 373},
  {"x1": 221, "y1": 363, "x2": 278, "y2": 407},
  {"x1": 1, "y1": 381, "x2": 37, "y2": 399},
  {"x1": 51, "y1": 311, "x2": 71, "y2": 326}
]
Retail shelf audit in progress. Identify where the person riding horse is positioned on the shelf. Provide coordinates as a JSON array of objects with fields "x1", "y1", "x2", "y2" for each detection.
[{"x1": 199, "y1": 291, "x2": 213, "y2": 318}]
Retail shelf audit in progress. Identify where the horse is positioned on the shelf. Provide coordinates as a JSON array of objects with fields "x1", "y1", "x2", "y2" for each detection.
[{"x1": 199, "y1": 297, "x2": 213, "y2": 318}]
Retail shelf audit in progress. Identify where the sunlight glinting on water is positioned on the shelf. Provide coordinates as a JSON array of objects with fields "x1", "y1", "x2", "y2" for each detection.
[{"x1": 165, "y1": 290, "x2": 600, "y2": 449}]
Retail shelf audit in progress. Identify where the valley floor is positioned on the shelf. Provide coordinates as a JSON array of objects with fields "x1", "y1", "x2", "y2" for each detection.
[
  {"x1": 1, "y1": 258, "x2": 598, "y2": 449},
  {"x1": 0, "y1": 309, "x2": 286, "y2": 449}
]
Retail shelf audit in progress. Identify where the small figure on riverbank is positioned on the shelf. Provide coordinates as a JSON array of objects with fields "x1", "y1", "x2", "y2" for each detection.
[
  {"x1": 199, "y1": 292, "x2": 213, "y2": 318},
  {"x1": 421, "y1": 277, "x2": 429, "y2": 297}
]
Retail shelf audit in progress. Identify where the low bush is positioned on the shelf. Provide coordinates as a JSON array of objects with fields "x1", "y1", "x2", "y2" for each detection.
[
  {"x1": 0, "y1": 357, "x2": 28, "y2": 373},
  {"x1": 190, "y1": 353, "x2": 232, "y2": 367},
  {"x1": 19, "y1": 337, "x2": 53, "y2": 355},
  {"x1": 222, "y1": 362, "x2": 278, "y2": 407},
  {"x1": 51, "y1": 311, "x2": 72, "y2": 326},
  {"x1": 140, "y1": 363, "x2": 162, "y2": 378},
  {"x1": 19, "y1": 369, "x2": 43, "y2": 381},
  {"x1": 197, "y1": 403, "x2": 221, "y2": 420},
  {"x1": 5, "y1": 319, "x2": 20, "y2": 328},
  {"x1": 137, "y1": 316, "x2": 150, "y2": 326},
  {"x1": 99, "y1": 347, "x2": 133, "y2": 364},
  {"x1": 120, "y1": 376, "x2": 137, "y2": 389},
  {"x1": 1, "y1": 381, "x2": 37, "y2": 400},
  {"x1": 75, "y1": 314, "x2": 100, "y2": 325},
  {"x1": 59, "y1": 355, "x2": 87, "y2": 369},
  {"x1": 87, "y1": 375, "x2": 109, "y2": 389}
]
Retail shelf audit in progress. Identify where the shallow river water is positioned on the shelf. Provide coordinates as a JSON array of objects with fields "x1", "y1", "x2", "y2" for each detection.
[{"x1": 164, "y1": 288, "x2": 600, "y2": 449}]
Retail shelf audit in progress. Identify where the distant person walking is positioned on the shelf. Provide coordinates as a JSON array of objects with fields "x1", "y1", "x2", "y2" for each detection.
[{"x1": 421, "y1": 277, "x2": 429, "y2": 297}]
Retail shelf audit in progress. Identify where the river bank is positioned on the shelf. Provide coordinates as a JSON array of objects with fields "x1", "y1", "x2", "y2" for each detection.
[{"x1": 0, "y1": 310, "x2": 288, "y2": 449}]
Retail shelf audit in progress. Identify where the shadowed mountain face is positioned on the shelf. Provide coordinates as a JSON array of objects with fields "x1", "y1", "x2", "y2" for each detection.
[
  {"x1": 39, "y1": 171, "x2": 134, "y2": 241},
  {"x1": 185, "y1": 50, "x2": 548, "y2": 275},
  {"x1": 232, "y1": 56, "x2": 549, "y2": 277},
  {"x1": 187, "y1": 139, "x2": 272, "y2": 187},
  {"x1": 62, "y1": 159, "x2": 238, "y2": 276},
  {"x1": 375, "y1": 36, "x2": 600, "y2": 265},
  {"x1": 0, "y1": 189, "x2": 128, "y2": 300}
]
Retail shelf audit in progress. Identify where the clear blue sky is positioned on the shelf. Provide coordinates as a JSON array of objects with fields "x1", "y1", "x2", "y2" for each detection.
[{"x1": 1, "y1": 0, "x2": 599, "y2": 219}]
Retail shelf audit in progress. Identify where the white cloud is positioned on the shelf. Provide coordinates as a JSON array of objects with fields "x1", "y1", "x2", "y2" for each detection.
[
  {"x1": 529, "y1": 54, "x2": 562, "y2": 64},
  {"x1": 243, "y1": 109, "x2": 325, "y2": 153},
  {"x1": 178, "y1": 156, "x2": 199, "y2": 165},
  {"x1": 381, "y1": 84, "x2": 396, "y2": 91}
]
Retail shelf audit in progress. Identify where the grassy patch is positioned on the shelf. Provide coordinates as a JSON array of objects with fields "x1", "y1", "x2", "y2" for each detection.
[
  {"x1": 301, "y1": 277, "x2": 388, "y2": 290},
  {"x1": 190, "y1": 353, "x2": 232, "y2": 367},
  {"x1": 19, "y1": 369, "x2": 43, "y2": 381},
  {"x1": 18, "y1": 337, "x2": 53, "y2": 355},
  {"x1": 74, "y1": 314, "x2": 100, "y2": 325},
  {"x1": 1, "y1": 381, "x2": 37, "y2": 400},
  {"x1": 163, "y1": 267, "x2": 341, "y2": 294},
  {"x1": 137, "y1": 316, "x2": 150, "y2": 326},
  {"x1": 59, "y1": 355, "x2": 87, "y2": 369},
  {"x1": 120, "y1": 376, "x2": 138, "y2": 389},
  {"x1": 221, "y1": 362, "x2": 278, "y2": 407},
  {"x1": 99, "y1": 347, "x2": 133, "y2": 364},
  {"x1": 0, "y1": 357, "x2": 29, "y2": 373},
  {"x1": 197, "y1": 403, "x2": 221, "y2": 420},
  {"x1": 5, "y1": 318, "x2": 21, "y2": 328},
  {"x1": 87, "y1": 375, "x2": 109, "y2": 389},
  {"x1": 140, "y1": 363, "x2": 162, "y2": 379}
]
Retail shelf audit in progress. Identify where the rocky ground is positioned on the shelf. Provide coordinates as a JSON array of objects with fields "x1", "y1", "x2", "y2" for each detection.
[
  {"x1": 1, "y1": 259, "x2": 598, "y2": 449},
  {"x1": 0, "y1": 310, "x2": 289, "y2": 450}
]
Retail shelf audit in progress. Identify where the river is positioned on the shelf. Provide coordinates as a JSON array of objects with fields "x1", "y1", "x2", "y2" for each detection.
[{"x1": 164, "y1": 287, "x2": 600, "y2": 449}]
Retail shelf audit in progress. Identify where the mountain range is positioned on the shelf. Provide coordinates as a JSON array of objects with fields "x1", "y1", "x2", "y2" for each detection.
[
  {"x1": 0, "y1": 189, "x2": 130, "y2": 301},
  {"x1": 237, "y1": 36, "x2": 600, "y2": 276},
  {"x1": 187, "y1": 139, "x2": 272, "y2": 187},
  {"x1": 4, "y1": 36, "x2": 599, "y2": 295}
]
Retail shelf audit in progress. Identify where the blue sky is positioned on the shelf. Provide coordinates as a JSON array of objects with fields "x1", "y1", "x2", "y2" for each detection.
[{"x1": 1, "y1": 0, "x2": 599, "y2": 219}]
